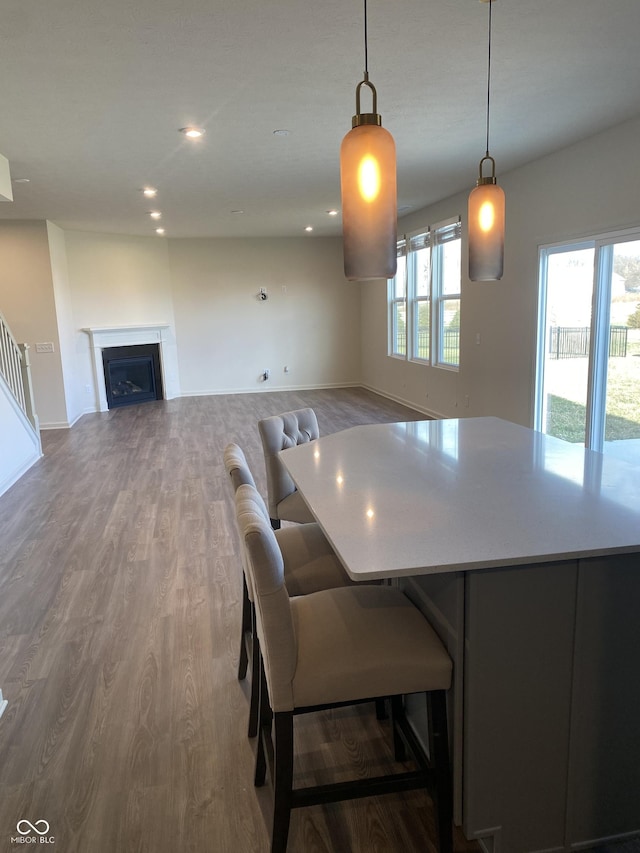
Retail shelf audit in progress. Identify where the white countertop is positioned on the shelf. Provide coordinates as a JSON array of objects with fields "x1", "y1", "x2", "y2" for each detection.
[{"x1": 279, "y1": 417, "x2": 640, "y2": 580}]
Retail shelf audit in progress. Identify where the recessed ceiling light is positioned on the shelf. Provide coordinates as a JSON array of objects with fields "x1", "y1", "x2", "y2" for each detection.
[
  {"x1": 179, "y1": 126, "x2": 205, "y2": 138},
  {"x1": 142, "y1": 187, "x2": 157, "y2": 198},
  {"x1": 12, "y1": 177, "x2": 30, "y2": 184},
  {"x1": 305, "y1": 225, "x2": 313, "y2": 232},
  {"x1": 230, "y1": 209, "x2": 244, "y2": 215},
  {"x1": 149, "y1": 210, "x2": 162, "y2": 220},
  {"x1": 155, "y1": 227, "x2": 165, "y2": 235},
  {"x1": 273, "y1": 129, "x2": 290, "y2": 137},
  {"x1": 326, "y1": 209, "x2": 339, "y2": 216}
]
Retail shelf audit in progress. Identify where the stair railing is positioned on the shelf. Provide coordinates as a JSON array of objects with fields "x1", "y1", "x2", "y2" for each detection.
[{"x1": 0, "y1": 310, "x2": 40, "y2": 433}]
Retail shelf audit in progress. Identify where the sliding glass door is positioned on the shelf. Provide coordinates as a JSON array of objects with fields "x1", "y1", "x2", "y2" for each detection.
[
  {"x1": 536, "y1": 229, "x2": 640, "y2": 460},
  {"x1": 536, "y1": 243, "x2": 595, "y2": 445},
  {"x1": 600, "y1": 239, "x2": 640, "y2": 458}
]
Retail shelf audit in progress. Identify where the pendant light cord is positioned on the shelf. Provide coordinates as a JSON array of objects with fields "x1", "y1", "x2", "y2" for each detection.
[
  {"x1": 485, "y1": 0, "x2": 493, "y2": 157},
  {"x1": 363, "y1": 0, "x2": 369, "y2": 76}
]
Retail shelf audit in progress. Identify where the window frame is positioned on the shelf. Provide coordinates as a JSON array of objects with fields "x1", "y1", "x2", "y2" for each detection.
[
  {"x1": 388, "y1": 216, "x2": 461, "y2": 371},
  {"x1": 534, "y1": 225, "x2": 640, "y2": 452},
  {"x1": 431, "y1": 218, "x2": 462, "y2": 369},
  {"x1": 407, "y1": 229, "x2": 431, "y2": 364},
  {"x1": 388, "y1": 239, "x2": 407, "y2": 359}
]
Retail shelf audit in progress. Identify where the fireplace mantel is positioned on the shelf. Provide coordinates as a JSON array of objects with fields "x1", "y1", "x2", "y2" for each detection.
[{"x1": 83, "y1": 324, "x2": 179, "y2": 412}]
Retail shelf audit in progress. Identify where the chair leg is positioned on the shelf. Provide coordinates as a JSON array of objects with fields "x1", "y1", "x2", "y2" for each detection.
[
  {"x1": 237, "y1": 574, "x2": 251, "y2": 681},
  {"x1": 254, "y1": 653, "x2": 268, "y2": 787},
  {"x1": 270, "y1": 518, "x2": 281, "y2": 530},
  {"x1": 389, "y1": 695, "x2": 407, "y2": 762},
  {"x1": 272, "y1": 712, "x2": 294, "y2": 853},
  {"x1": 247, "y1": 607, "x2": 260, "y2": 738},
  {"x1": 375, "y1": 697, "x2": 388, "y2": 720},
  {"x1": 429, "y1": 691, "x2": 453, "y2": 853}
]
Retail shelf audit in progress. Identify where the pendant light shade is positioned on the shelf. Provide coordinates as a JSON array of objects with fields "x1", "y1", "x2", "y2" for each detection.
[
  {"x1": 340, "y1": 1, "x2": 397, "y2": 282},
  {"x1": 468, "y1": 155, "x2": 505, "y2": 281},
  {"x1": 468, "y1": 0, "x2": 505, "y2": 282}
]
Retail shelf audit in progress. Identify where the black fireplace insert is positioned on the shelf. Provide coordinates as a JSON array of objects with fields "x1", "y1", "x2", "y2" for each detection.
[{"x1": 102, "y1": 344, "x2": 163, "y2": 409}]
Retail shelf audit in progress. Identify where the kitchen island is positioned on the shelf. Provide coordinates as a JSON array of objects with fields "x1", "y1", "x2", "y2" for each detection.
[{"x1": 279, "y1": 417, "x2": 640, "y2": 852}]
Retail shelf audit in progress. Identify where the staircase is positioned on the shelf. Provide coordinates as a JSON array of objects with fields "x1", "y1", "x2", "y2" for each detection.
[{"x1": 0, "y1": 310, "x2": 42, "y2": 497}]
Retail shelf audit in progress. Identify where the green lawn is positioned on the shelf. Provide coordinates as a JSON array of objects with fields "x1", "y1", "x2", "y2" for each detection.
[
  {"x1": 545, "y1": 329, "x2": 640, "y2": 444},
  {"x1": 547, "y1": 394, "x2": 640, "y2": 443}
]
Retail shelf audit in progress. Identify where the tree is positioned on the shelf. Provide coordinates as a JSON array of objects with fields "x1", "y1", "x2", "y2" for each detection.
[
  {"x1": 628, "y1": 303, "x2": 640, "y2": 329},
  {"x1": 613, "y1": 255, "x2": 640, "y2": 292}
]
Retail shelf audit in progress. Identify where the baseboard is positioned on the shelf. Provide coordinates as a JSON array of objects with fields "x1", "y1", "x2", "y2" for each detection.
[
  {"x1": 180, "y1": 381, "x2": 361, "y2": 397},
  {"x1": 359, "y1": 383, "x2": 445, "y2": 419},
  {"x1": 0, "y1": 451, "x2": 41, "y2": 499},
  {"x1": 67, "y1": 409, "x2": 85, "y2": 427},
  {"x1": 40, "y1": 420, "x2": 74, "y2": 430},
  {"x1": 71, "y1": 382, "x2": 437, "y2": 420},
  {"x1": 41, "y1": 409, "x2": 88, "y2": 428}
]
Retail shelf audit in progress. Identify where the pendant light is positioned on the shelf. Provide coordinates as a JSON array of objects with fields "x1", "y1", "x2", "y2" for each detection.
[
  {"x1": 468, "y1": 0, "x2": 505, "y2": 281},
  {"x1": 340, "y1": 0, "x2": 397, "y2": 281}
]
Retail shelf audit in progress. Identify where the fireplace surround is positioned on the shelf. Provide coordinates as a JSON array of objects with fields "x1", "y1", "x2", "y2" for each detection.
[{"x1": 83, "y1": 324, "x2": 179, "y2": 413}]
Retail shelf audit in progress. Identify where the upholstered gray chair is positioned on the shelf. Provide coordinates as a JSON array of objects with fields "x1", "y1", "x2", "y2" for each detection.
[
  {"x1": 258, "y1": 408, "x2": 319, "y2": 529},
  {"x1": 223, "y1": 443, "x2": 258, "y2": 685},
  {"x1": 223, "y1": 443, "x2": 356, "y2": 738},
  {"x1": 235, "y1": 483, "x2": 454, "y2": 853}
]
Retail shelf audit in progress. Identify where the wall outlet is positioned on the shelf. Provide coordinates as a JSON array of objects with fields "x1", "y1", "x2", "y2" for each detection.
[
  {"x1": 35, "y1": 342, "x2": 55, "y2": 353},
  {"x1": 262, "y1": 369, "x2": 270, "y2": 381},
  {"x1": 284, "y1": 365, "x2": 289, "y2": 373}
]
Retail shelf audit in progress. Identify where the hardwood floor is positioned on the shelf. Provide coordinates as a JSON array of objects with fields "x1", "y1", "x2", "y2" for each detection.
[
  {"x1": 0, "y1": 388, "x2": 475, "y2": 853},
  {"x1": 2, "y1": 388, "x2": 632, "y2": 853}
]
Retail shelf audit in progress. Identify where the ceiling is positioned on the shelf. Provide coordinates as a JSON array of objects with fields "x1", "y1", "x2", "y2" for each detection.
[{"x1": 1, "y1": 0, "x2": 640, "y2": 240}]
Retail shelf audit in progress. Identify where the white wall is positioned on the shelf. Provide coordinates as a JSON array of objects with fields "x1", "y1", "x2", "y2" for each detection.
[
  {"x1": 3, "y1": 115, "x2": 639, "y2": 429},
  {"x1": 361, "y1": 115, "x2": 640, "y2": 426},
  {"x1": 63, "y1": 230, "x2": 177, "y2": 411},
  {"x1": 46, "y1": 222, "x2": 84, "y2": 425},
  {"x1": 0, "y1": 221, "x2": 69, "y2": 428},
  {"x1": 167, "y1": 237, "x2": 360, "y2": 394},
  {"x1": 59, "y1": 232, "x2": 358, "y2": 407}
]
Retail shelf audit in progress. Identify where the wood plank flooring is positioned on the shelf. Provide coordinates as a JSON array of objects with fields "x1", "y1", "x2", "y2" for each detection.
[
  {"x1": 1, "y1": 388, "x2": 635, "y2": 853},
  {"x1": 0, "y1": 388, "x2": 468, "y2": 853}
]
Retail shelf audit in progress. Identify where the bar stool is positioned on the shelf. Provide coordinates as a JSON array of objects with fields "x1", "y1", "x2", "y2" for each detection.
[
  {"x1": 223, "y1": 443, "x2": 357, "y2": 737},
  {"x1": 235, "y1": 483, "x2": 454, "y2": 853},
  {"x1": 257, "y1": 408, "x2": 319, "y2": 529},
  {"x1": 223, "y1": 443, "x2": 258, "y2": 685}
]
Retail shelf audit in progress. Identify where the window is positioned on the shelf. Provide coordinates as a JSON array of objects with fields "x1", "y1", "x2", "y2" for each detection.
[
  {"x1": 388, "y1": 217, "x2": 461, "y2": 368},
  {"x1": 408, "y1": 231, "x2": 431, "y2": 361},
  {"x1": 535, "y1": 227, "x2": 640, "y2": 459},
  {"x1": 389, "y1": 240, "x2": 407, "y2": 357}
]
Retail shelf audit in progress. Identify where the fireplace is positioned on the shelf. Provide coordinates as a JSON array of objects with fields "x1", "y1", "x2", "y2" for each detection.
[
  {"x1": 102, "y1": 344, "x2": 163, "y2": 409},
  {"x1": 83, "y1": 324, "x2": 178, "y2": 413}
]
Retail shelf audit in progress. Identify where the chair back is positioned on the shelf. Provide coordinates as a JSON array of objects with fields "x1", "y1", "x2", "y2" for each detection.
[
  {"x1": 224, "y1": 443, "x2": 271, "y2": 602},
  {"x1": 223, "y1": 442, "x2": 257, "y2": 492},
  {"x1": 235, "y1": 483, "x2": 297, "y2": 712},
  {"x1": 258, "y1": 408, "x2": 319, "y2": 517}
]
